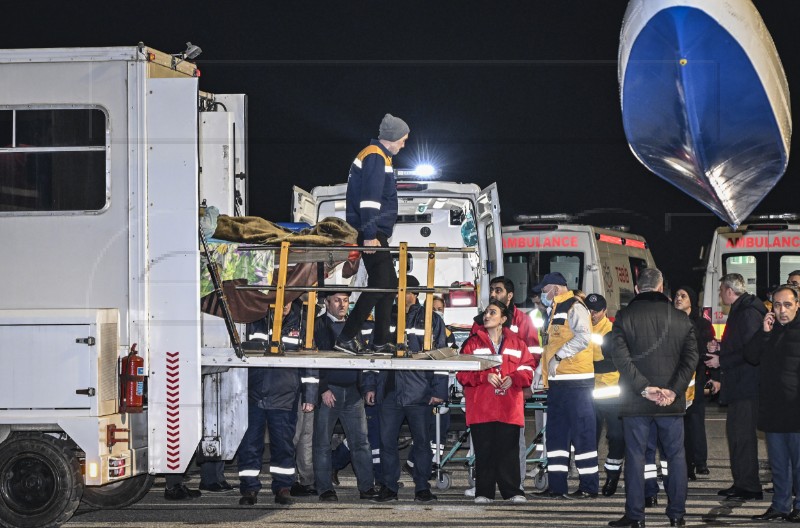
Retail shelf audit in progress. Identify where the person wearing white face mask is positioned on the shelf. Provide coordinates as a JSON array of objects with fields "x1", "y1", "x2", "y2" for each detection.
[{"x1": 532, "y1": 272, "x2": 598, "y2": 500}]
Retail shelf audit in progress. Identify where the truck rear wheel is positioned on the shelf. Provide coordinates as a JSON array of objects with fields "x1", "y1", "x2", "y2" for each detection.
[
  {"x1": 0, "y1": 433, "x2": 83, "y2": 528},
  {"x1": 81, "y1": 473, "x2": 155, "y2": 509}
]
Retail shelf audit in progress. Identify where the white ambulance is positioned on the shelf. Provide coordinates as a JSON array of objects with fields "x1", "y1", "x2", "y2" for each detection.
[
  {"x1": 502, "y1": 216, "x2": 657, "y2": 317},
  {"x1": 700, "y1": 214, "x2": 800, "y2": 336},
  {"x1": 292, "y1": 175, "x2": 504, "y2": 336}
]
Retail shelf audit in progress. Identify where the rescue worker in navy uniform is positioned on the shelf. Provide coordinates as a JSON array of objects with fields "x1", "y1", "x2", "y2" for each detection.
[
  {"x1": 238, "y1": 300, "x2": 317, "y2": 506},
  {"x1": 313, "y1": 297, "x2": 378, "y2": 502},
  {"x1": 587, "y1": 294, "x2": 625, "y2": 496},
  {"x1": 334, "y1": 114, "x2": 409, "y2": 356},
  {"x1": 365, "y1": 275, "x2": 448, "y2": 502},
  {"x1": 608, "y1": 268, "x2": 698, "y2": 528},
  {"x1": 533, "y1": 272, "x2": 598, "y2": 500}
]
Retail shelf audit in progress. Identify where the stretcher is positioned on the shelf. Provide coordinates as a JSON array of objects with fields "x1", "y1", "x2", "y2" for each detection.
[{"x1": 431, "y1": 393, "x2": 549, "y2": 491}]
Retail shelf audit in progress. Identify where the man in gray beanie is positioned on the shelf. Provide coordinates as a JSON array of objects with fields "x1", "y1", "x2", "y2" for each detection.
[
  {"x1": 378, "y1": 113, "x2": 410, "y2": 143},
  {"x1": 335, "y1": 114, "x2": 410, "y2": 355}
]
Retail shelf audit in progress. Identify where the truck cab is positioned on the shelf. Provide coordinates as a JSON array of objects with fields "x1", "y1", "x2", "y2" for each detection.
[
  {"x1": 700, "y1": 214, "x2": 800, "y2": 336},
  {"x1": 293, "y1": 178, "x2": 503, "y2": 338},
  {"x1": 502, "y1": 217, "x2": 656, "y2": 318}
]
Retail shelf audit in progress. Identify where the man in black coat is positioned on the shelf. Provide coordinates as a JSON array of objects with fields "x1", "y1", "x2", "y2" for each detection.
[
  {"x1": 608, "y1": 268, "x2": 698, "y2": 528},
  {"x1": 708, "y1": 273, "x2": 767, "y2": 501},
  {"x1": 745, "y1": 285, "x2": 800, "y2": 522}
]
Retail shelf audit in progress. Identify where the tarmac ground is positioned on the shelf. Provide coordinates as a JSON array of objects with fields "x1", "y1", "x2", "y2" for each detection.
[{"x1": 65, "y1": 404, "x2": 776, "y2": 527}]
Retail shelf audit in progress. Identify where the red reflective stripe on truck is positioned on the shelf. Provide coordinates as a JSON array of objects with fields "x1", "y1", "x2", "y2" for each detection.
[
  {"x1": 597, "y1": 234, "x2": 624, "y2": 245},
  {"x1": 626, "y1": 239, "x2": 646, "y2": 249}
]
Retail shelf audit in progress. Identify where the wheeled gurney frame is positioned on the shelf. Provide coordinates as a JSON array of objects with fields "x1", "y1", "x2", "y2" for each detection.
[{"x1": 431, "y1": 393, "x2": 549, "y2": 491}]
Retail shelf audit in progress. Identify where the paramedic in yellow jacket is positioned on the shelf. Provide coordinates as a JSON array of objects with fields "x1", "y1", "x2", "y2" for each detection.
[
  {"x1": 586, "y1": 294, "x2": 624, "y2": 497},
  {"x1": 533, "y1": 272, "x2": 598, "y2": 499}
]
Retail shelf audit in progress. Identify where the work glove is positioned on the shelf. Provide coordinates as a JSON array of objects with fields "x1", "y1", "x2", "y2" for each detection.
[
  {"x1": 548, "y1": 356, "x2": 560, "y2": 378},
  {"x1": 532, "y1": 363, "x2": 543, "y2": 390}
]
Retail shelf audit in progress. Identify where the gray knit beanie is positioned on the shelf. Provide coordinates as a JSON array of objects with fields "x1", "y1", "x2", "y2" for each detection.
[{"x1": 378, "y1": 113, "x2": 410, "y2": 141}]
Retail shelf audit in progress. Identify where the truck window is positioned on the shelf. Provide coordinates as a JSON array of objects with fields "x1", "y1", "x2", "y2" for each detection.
[
  {"x1": 503, "y1": 251, "x2": 584, "y2": 304},
  {"x1": 780, "y1": 255, "x2": 800, "y2": 284},
  {"x1": 618, "y1": 257, "x2": 650, "y2": 308},
  {"x1": 628, "y1": 257, "x2": 649, "y2": 289},
  {"x1": 0, "y1": 108, "x2": 107, "y2": 213},
  {"x1": 723, "y1": 255, "x2": 759, "y2": 296}
]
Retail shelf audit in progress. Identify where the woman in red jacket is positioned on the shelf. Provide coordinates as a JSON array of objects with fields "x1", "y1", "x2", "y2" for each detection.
[{"x1": 457, "y1": 299, "x2": 535, "y2": 504}]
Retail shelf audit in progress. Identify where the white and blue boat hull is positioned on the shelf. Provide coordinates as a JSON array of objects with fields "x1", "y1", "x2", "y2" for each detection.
[{"x1": 619, "y1": 0, "x2": 791, "y2": 227}]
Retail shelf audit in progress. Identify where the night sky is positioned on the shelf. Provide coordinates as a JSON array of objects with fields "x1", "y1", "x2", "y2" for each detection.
[{"x1": 4, "y1": 0, "x2": 797, "y2": 290}]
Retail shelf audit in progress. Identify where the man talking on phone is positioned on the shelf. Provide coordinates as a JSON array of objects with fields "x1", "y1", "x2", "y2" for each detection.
[{"x1": 745, "y1": 285, "x2": 800, "y2": 522}]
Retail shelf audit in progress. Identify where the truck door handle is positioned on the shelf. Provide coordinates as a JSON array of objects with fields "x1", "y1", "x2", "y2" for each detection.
[{"x1": 76, "y1": 388, "x2": 96, "y2": 397}]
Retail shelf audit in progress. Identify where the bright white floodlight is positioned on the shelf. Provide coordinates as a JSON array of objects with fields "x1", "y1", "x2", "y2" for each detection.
[{"x1": 414, "y1": 164, "x2": 437, "y2": 178}]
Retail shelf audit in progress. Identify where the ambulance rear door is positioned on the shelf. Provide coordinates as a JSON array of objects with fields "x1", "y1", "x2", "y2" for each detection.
[
  {"x1": 477, "y1": 183, "x2": 504, "y2": 284},
  {"x1": 710, "y1": 225, "x2": 800, "y2": 333},
  {"x1": 292, "y1": 186, "x2": 318, "y2": 225}
]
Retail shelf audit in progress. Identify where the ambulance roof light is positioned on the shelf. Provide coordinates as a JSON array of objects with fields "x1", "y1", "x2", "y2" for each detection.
[
  {"x1": 396, "y1": 165, "x2": 440, "y2": 180},
  {"x1": 746, "y1": 213, "x2": 798, "y2": 222},
  {"x1": 513, "y1": 213, "x2": 574, "y2": 224},
  {"x1": 746, "y1": 224, "x2": 789, "y2": 231},
  {"x1": 519, "y1": 224, "x2": 559, "y2": 231},
  {"x1": 601, "y1": 225, "x2": 631, "y2": 232}
]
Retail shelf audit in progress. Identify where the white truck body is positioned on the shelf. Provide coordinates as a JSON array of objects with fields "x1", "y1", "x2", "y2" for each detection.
[{"x1": 502, "y1": 222, "x2": 657, "y2": 317}]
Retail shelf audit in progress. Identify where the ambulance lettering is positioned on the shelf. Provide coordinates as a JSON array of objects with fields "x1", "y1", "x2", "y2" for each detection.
[
  {"x1": 725, "y1": 236, "x2": 800, "y2": 249},
  {"x1": 615, "y1": 266, "x2": 631, "y2": 284},
  {"x1": 503, "y1": 235, "x2": 579, "y2": 249},
  {"x1": 603, "y1": 263, "x2": 614, "y2": 292}
]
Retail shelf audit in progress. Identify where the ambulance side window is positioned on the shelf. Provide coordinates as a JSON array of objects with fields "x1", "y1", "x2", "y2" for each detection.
[
  {"x1": 723, "y1": 255, "x2": 759, "y2": 296},
  {"x1": 503, "y1": 251, "x2": 584, "y2": 306},
  {"x1": 628, "y1": 257, "x2": 649, "y2": 291},
  {"x1": 779, "y1": 255, "x2": 800, "y2": 285},
  {"x1": 530, "y1": 252, "x2": 584, "y2": 291}
]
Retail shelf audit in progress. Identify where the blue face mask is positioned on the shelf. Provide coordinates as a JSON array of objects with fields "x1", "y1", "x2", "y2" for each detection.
[{"x1": 540, "y1": 290, "x2": 553, "y2": 307}]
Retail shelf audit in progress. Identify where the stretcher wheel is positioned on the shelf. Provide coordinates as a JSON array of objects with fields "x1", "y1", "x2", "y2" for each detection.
[
  {"x1": 435, "y1": 472, "x2": 451, "y2": 490},
  {"x1": 533, "y1": 470, "x2": 548, "y2": 491}
]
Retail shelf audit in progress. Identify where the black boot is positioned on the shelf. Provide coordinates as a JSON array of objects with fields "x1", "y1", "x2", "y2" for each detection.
[{"x1": 602, "y1": 470, "x2": 621, "y2": 497}]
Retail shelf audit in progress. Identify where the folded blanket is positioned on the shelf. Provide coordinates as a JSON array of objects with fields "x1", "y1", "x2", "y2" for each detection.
[
  {"x1": 202, "y1": 216, "x2": 360, "y2": 324},
  {"x1": 213, "y1": 215, "x2": 357, "y2": 246}
]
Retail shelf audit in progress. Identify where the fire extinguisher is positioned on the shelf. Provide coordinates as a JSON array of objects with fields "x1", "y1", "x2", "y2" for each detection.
[{"x1": 120, "y1": 344, "x2": 145, "y2": 413}]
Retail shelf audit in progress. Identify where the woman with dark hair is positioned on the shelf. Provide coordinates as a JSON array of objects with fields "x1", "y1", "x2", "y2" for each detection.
[
  {"x1": 457, "y1": 300, "x2": 535, "y2": 504},
  {"x1": 673, "y1": 285, "x2": 716, "y2": 479}
]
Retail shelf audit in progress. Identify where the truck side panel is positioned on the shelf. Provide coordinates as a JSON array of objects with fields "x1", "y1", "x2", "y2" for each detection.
[
  {"x1": 145, "y1": 78, "x2": 202, "y2": 474},
  {"x1": 0, "y1": 60, "x2": 130, "y2": 343}
]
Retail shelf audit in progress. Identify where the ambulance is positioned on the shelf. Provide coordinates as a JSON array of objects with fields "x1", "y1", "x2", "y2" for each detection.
[
  {"x1": 700, "y1": 214, "x2": 800, "y2": 336},
  {"x1": 502, "y1": 216, "x2": 657, "y2": 317}
]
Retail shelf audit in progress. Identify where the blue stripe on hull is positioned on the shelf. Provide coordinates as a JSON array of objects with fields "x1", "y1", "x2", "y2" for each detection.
[{"x1": 622, "y1": 6, "x2": 787, "y2": 226}]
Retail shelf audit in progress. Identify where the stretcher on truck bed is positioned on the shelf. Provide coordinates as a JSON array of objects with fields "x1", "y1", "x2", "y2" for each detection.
[{"x1": 199, "y1": 212, "x2": 489, "y2": 371}]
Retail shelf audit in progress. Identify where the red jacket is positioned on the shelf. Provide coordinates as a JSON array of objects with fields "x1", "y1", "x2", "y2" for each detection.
[
  {"x1": 456, "y1": 326, "x2": 535, "y2": 427},
  {"x1": 471, "y1": 306, "x2": 540, "y2": 368}
]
